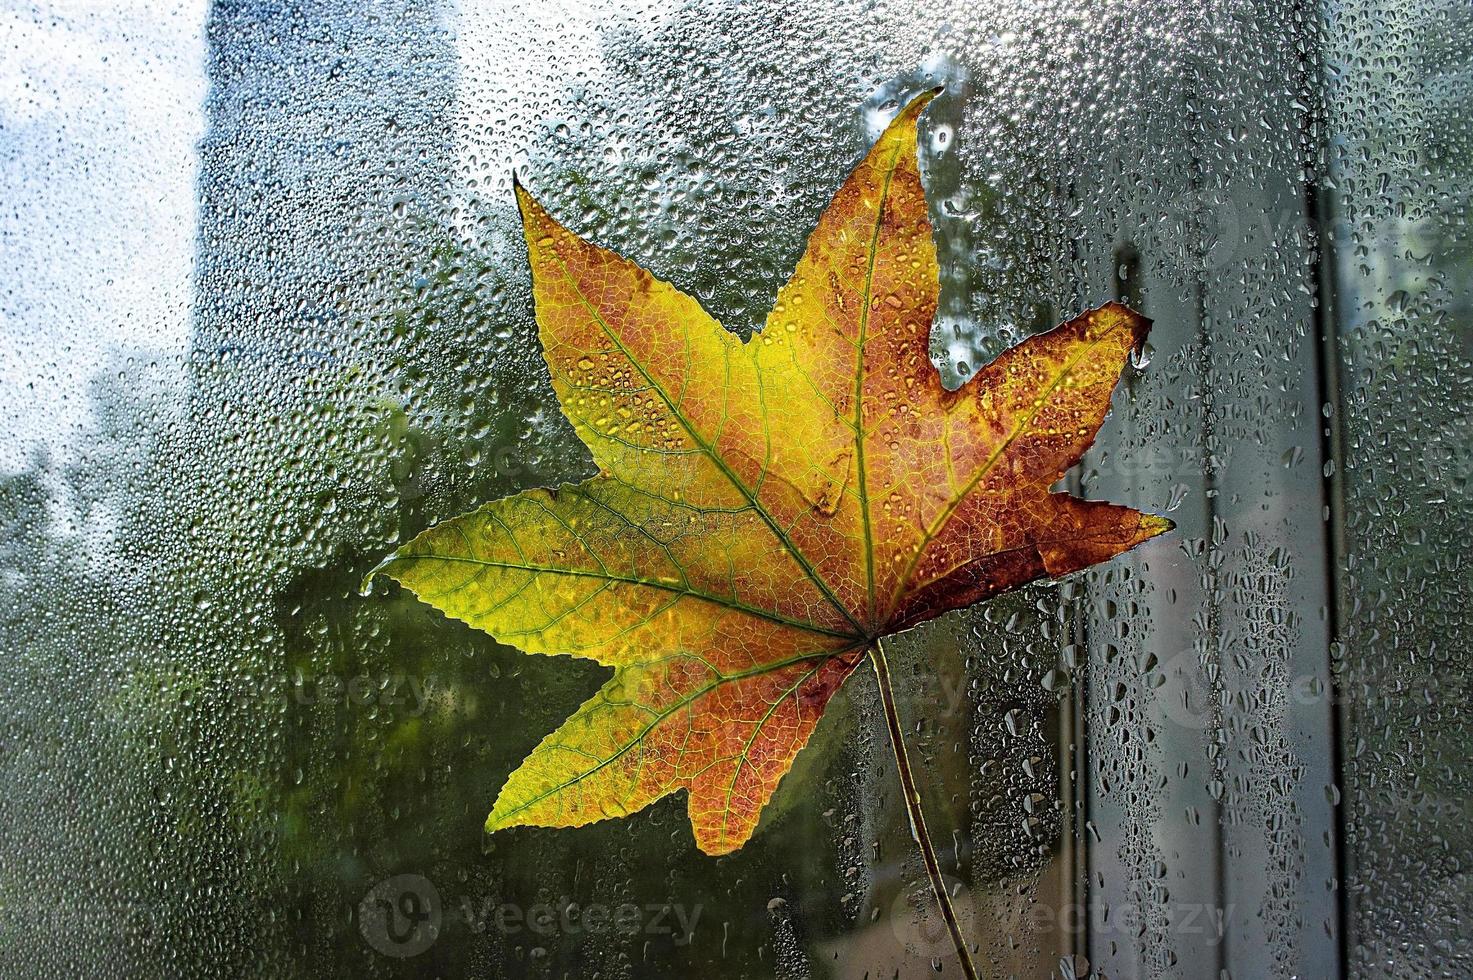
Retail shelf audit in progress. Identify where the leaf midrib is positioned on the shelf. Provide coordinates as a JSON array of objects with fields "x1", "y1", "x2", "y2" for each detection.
[
  {"x1": 852, "y1": 133, "x2": 906, "y2": 627},
  {"x1": 395, "y1": 551, "x2": 854, "y2": 640}
]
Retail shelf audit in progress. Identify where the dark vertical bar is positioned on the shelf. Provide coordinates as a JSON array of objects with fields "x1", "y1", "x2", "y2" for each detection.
[{"x1": 1298, "y1": 0, "x2": 1354, "y2": 966}]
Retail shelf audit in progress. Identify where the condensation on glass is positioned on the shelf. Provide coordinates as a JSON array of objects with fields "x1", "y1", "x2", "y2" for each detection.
[{"x1": 0, "y1": 0, "x2": 1467, "y2": 977}]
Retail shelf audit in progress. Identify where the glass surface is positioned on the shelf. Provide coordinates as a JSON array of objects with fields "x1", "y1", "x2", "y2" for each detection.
[{"x1": 1, "y1": 0, "x2": 1467, "y2": 976}]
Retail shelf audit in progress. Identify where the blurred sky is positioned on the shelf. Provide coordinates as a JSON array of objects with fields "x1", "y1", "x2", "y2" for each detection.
[{"x1": 0, "y1": 0, "x2": 208, "y2": 471}]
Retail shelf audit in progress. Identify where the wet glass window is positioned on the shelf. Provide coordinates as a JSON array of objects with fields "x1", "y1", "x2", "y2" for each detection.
[{"x1": 1, "y1": 0, "x2": 1468, "y2": 977}]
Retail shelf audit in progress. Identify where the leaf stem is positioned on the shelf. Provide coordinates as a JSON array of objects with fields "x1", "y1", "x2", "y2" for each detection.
[{"x1": 868, "y1": 639, "x2": 979, "y2": 980}]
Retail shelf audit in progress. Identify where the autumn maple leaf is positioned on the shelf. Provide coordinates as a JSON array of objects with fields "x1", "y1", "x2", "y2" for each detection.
[{"x1": 367, "y1": 89, "x2": 1169, "y2": 866}]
